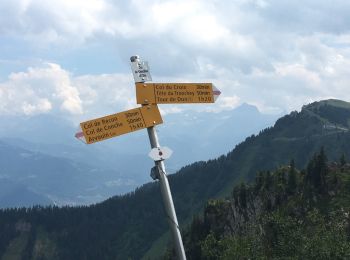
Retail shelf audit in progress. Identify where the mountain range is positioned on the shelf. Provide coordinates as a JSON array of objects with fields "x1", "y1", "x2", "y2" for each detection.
[
  {"x1": 1, "y1": 99, "x2": 350, "y2": 259},
  {"x1": 0, "y1": 103, "x2": 277, "y2": 207}
]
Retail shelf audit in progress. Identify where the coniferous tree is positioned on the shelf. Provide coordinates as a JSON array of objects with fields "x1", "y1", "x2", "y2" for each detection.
[
  {"x1": 340, "y1": 154, "x2": 346, "y2": 167},
  {"x1": 239, "y1": 183, "x2": 247, "y2": 208},
  {"x1": 346, "y1": 215, "x2": 350, "y2": 242},
  {"x1": 317, "y1": 147, "x2": 328, "y2": 192},
  {"x1": 264, "y1": 171, "x2": 272, "y2": 190},
  {"x1": 340, "y1": 153, "x2": 347, "y2": 172},
  {"x1": 255, "y1": 172, "x2": 264, "y2": 193},
  {"x1": 306, "y1": 148, "x2": 328, "y2": 193},
  {"x1": 287, "y1": 159, "x2": 297, "y2": 194}
]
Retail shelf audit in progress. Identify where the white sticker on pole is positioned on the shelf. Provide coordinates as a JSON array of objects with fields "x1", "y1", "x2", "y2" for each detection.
[
  {"x1": 131, "y1": 60, "x2": 152, "y2": 83},
  {"x1": 149, "y1": 147, "x2": 173, "y2": 161}
]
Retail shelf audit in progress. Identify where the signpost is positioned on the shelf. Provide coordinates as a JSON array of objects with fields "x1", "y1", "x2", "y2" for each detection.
[
  {"x1": 75, "y1": 105, "x2": 162, "y2": 144},
  {"x1": 75, "y1": 55, "x2": 221, "y2": 260},
  {"x1": 130, "y1": 56, "x2": 187, "y2": 260},
  {"x1": 136, "y1": 82, "x2": 221, "y2": 104}
]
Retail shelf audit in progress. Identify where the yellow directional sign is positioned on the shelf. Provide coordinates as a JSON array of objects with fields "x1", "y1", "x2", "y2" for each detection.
[
  {"x1": 76, "y1": 105, "x2": 163, "y2": 144},
  {"x1": 135, "y1": 83, "x2": 221, "y2": 104}
]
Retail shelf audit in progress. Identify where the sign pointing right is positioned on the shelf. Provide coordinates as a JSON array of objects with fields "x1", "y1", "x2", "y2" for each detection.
[{"x1": 136, "y1": 82, "x2": 221, "y2": 105}]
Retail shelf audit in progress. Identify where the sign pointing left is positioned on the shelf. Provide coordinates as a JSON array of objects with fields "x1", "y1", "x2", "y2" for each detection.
[{"x1": 75, "y1": 105, "x2": 163, "y2": 144}]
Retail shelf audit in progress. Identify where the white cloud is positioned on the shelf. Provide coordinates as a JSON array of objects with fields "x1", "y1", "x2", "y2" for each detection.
[
  {"x1": 219, "y1": 96, "x2": 241, "y2": 110},
  {"x1": 1, "y1": 1, "x2": 350, "y2": 116},
  {"x1": 0, "y1": 62, "x2": 144, "y2": 119},
  {"x1": 73, "y1": 73, "x2": 136, "y2": 119},
  {"x1": 0, "y1": 0, "x2": 117, "y2": 46},
  {"x1": 0, "y1": 63, "x2": 82, "y2": 115},
  {"x1": 274, "y1": 63, "x2": 321, "y2": 87},
  {"x1": 22, "y1": 99, "x2": 52, "y2": 115}
]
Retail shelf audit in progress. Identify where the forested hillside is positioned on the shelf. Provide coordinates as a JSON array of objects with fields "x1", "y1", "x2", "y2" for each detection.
[
  {"x1": 1, "y1": 99, "x2": 350, "y2": 259},
  {"x1": 176, "y1": 150, "x2": 350, "y2": 259}
]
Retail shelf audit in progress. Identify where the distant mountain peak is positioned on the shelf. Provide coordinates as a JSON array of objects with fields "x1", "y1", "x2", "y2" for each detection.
[
  {"x1": 235, "y1": 103, "x2": 259, "y2": 113},
  {"x1": 300, "y1": 99, "x2": 350, "y2": 127},
  {"x1": 226, "y1": 103, "x2": 262, "y2": 119},
  {"x1": 303, "y1": 99, "x2": 350, "y2": 110}
]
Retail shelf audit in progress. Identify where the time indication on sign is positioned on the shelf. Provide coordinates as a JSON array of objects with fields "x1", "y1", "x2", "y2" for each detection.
[
  {"x1": 135, "y1": 82, "x2": 221, "y2": 105},
  {"x1": 75, "y1": 105, "x2": 162, "y2": 144}
]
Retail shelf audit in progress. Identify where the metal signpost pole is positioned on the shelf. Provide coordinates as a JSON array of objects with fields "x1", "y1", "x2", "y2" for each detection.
[
  {"x1": 76, "y1": 55, "x2": 220, "y2": 259},
  {"x1": 130, "y1": 56, "x2": 186, "y2": 260}
]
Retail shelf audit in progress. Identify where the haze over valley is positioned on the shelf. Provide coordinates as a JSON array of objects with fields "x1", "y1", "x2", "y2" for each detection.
[
  {"x1": 0, "y1": 103, "x2": 278, "y2": 207},
  {"x1": 1, "y1": 0, "x2": 350, "y2": 258}
]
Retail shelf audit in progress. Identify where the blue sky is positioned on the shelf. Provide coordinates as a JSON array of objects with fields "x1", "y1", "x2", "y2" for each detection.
[{"x1": 1, "y1": 0, "x2": 350, "y2": 122}]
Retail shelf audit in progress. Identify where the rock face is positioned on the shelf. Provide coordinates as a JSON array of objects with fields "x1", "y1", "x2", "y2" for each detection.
[{"x1": 204, "y1": 185, "x2": 277, "y2": 238}]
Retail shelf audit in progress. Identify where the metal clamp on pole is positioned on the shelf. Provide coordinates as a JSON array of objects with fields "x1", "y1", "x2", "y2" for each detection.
[
  {"x1": 150, "y1": 166, "x2": 160, "y2": 180},
  {"x1": 130, "y1": 55, "x2": 186, "y2": 260}
]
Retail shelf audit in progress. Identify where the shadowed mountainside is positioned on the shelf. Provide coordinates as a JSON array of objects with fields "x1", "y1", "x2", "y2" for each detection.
[{"x1": 1, "y1": 99, "x2": 350, "y2": 258}]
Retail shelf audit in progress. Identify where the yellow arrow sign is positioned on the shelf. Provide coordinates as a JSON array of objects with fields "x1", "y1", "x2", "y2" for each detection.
[
  {"x1": 75, "y1": 105, "x2": 163, "y2": 144},
  {"x1": 135, "y1": 83, "x2": 221, "y2": 104}
]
